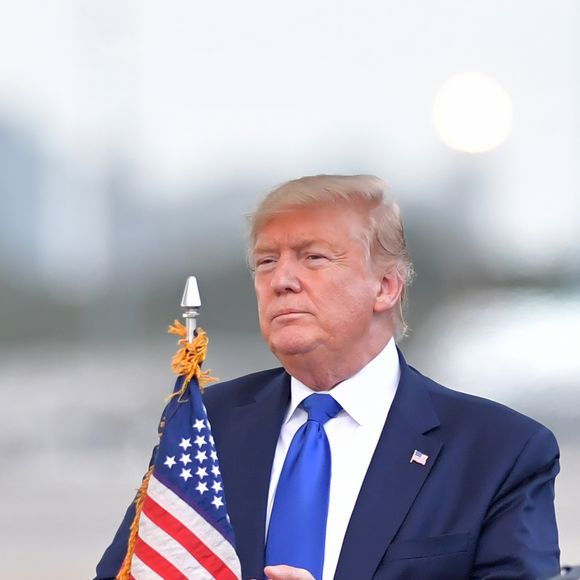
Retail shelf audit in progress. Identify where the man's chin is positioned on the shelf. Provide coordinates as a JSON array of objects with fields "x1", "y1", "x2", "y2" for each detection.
[{"x1": 268, "y1": 334, "x2": 318, "y2": 359}]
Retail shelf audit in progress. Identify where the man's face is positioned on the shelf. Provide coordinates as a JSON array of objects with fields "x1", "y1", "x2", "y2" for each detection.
[{"x1": 253, "y1": 203, "x2": 386, "y2": 363}]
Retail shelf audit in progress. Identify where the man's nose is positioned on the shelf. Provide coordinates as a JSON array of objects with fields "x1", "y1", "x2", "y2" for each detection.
[{"x1": 270, "y1": 258, "x2": 301, "y2": 294}]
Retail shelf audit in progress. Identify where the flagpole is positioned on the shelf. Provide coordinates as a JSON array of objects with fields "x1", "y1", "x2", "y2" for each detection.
[
  {"x1": 181, "y1": 275, "x2": 201, "y2": 344},
  {"x1": 117, "y1": 274, "x2": 241, "y2": 579}
]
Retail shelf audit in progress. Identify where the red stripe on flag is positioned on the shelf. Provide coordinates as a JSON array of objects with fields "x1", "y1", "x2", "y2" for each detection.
[
  {"x1": 134, "y1": 536, "x2": 188, "y2": 580},
  {"x1": 142, "y1": 495, "x2": 238, "y2": 580}
]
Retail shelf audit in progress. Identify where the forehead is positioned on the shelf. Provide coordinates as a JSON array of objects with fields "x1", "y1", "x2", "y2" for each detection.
[{"x1": 253, "y1": 203, "x2": 367, "y2": 249}]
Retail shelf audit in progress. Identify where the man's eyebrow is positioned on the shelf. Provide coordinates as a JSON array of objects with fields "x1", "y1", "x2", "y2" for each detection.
[
  {"x1": 252, "y1": 244, "x2": 278, "y2": 255},
  {"x1": 294, "y1": 239, "x2": 340, "y2": 253},
  {"x1": 254, "y1": 239, "x2": 338, "y2": 254}
]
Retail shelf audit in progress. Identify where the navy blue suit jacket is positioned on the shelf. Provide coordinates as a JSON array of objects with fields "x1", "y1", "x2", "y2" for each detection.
[{"x1": 96, "y1": 352, "x2": 560, "y2": 579}]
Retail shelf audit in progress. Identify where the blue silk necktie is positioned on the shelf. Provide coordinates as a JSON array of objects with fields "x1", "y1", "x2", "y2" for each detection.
[{"x1": 265, "y1": 393, "x2": 343, "y2": 580}]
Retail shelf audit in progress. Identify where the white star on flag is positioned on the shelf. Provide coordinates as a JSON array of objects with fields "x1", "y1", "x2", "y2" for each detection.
[
  {"x1": 211, "y1": 465, "x2": 221, "y2": 477},
  {"x1": 196, "y1": 481, "x2": 209, "y2": 495},
  {"x1": 179, "y1": 453, "x2": 192, "y2": 466},
  {"x1": 196, "y1": 466, "x2": 208, "y2": 479},
  {"x1": 193, "y1": 418, "x2": 206, "y2": 432},
  {"x1": 212, "y1": 481, "x2": 223, "y2": 493},
  {"x1": 195, "y1": 450, "x2": 208, "y2": 463},
  {"x1": 195, "y1": 435, "x2": 207, "y2": 448},
  {"x1": 210, "y1": 450, "x2": 218, "y2": 462},
  {"x1": 211, "y1": 496, "x2": 224, "y2": 509},
  {"x1": 164, "y1": 456, "x2": 176, "y2": 468},
  {"x1": 180, "y1": 468, "x2": 193, "y2": 481},
  {"x1": 178, "y1": 437, "x2": 192, "y2": 450}
]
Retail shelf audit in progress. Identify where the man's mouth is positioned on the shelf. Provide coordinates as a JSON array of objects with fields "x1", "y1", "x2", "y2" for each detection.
[{"x1": 272, "y1": 309, "x2": 307, "y2": 320}]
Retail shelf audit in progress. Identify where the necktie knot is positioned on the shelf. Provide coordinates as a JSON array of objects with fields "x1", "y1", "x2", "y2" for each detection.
[{"x1": 301, "y1": 394, "x2": 342, "y2": 425}]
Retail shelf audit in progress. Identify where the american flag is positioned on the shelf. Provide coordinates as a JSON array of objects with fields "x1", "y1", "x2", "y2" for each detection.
[
  {"x1": 410, "y1": 449, "x2": 428, "y2": 466},
  {"x1": 130, "y1": 375, "x2": 241, "y2": 579}
]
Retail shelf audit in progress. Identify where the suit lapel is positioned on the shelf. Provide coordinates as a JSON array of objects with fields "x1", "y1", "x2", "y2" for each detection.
[
  {"x1": 335, "y1": 352, "x2": 442, "y2": 580},
  {"x1": 221, "y1": 371, "x2": 290, "y2": 578}
]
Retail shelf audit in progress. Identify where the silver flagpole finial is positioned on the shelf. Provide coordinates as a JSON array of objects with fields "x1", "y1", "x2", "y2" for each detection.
[{"x1": 181, "y1": 275, "x2": 201, "y2": 343}]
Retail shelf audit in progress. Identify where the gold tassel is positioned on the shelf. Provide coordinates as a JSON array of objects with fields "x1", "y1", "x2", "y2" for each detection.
[
  {"x1": 116, "y1": 322, "x2": 217, "y2": 578},
  {"x1": 168, "y1": 321, "x2": 218, "y2": 396},
  {"x1": 116, "y1": 465, "x2": 154, "y2": 580}
]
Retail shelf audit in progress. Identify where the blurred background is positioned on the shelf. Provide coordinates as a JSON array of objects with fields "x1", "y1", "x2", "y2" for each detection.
[{"x1": 0, "y1": 1, "x2": 578, "y2": 577}]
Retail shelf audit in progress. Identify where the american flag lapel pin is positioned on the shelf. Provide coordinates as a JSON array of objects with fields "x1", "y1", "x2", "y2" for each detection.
[{"x1": 410, "y1": 449, "x2": 429, "y2": 466}]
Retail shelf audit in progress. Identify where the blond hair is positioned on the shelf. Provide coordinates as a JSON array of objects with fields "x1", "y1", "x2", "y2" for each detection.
[{"x1": 248, "y1": 174, "x2": 414, "y2": 339}]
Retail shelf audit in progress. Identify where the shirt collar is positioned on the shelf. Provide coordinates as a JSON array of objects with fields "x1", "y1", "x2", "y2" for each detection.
[{"x1": 286, "y1": 339, "x2": 400, "y2": 426}]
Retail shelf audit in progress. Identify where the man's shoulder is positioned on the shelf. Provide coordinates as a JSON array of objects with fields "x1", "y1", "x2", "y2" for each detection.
[
  {"x1": 406, "y1": 362, "x2": 556, "y2": 447},
  {"x1": 203, "y1": 366, "x2": 287, "y2": 406}
]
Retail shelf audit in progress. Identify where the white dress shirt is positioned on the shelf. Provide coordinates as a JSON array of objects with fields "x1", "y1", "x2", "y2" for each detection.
[{"x1": 265, "y1": 339, "x2": 400, "y2": 580}]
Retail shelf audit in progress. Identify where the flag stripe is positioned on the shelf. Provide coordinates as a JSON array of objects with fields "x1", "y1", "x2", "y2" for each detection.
[
  {"x1": 148, "y1": 475, "x2": 241, "y2": 576},
  {"x1": 130, "y1": 553, "x2": 164, "y2": 580},
  {"x1": 153, "y1": 469, "x2": 234, "y2": 543},
  {"x1": 134, "y1": 537, "x2": 187, "y2": 580},
  {"x1": 143, "y1": 493, "x2": 238, "y2": 579},
  {"x1": 138, "y1": 512, "x2": 209, "y2": 578}
]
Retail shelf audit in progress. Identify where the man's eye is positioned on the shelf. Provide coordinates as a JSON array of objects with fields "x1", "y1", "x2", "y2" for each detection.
[
  {"x1": 256, "y1": 258, "x2": 276, "y2": 269},
  {"x1": 306, "y1": 254, "x2": 327, "y2": 262}
]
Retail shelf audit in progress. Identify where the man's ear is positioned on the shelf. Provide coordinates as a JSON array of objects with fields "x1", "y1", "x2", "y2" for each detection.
[{"x1": 374, "y1": 270, "x2": 404, "y2": 313}]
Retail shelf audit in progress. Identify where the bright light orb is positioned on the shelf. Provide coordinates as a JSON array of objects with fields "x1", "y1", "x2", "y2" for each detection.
[{"x1": 433, "y1": 72, "x2": 513, "y2": 154}]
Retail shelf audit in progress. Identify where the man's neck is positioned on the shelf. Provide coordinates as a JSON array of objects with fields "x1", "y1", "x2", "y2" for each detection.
[{"x1": 279, "y1": 336, "x2": 394, "y2": 391}]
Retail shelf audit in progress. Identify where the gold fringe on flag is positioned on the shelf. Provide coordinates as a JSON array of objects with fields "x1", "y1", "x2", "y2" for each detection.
[
  {"x1": 116, "y1": 465, "x2": 154, "y2": 580},
  {"x1": 116, "y1": 322, "x2": 216, "y2": 579}
]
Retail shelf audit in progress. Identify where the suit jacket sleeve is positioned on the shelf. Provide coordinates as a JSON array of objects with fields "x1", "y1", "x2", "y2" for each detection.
[{"x1": 473, "y1": 425, "x2": 560, "y2": 579}]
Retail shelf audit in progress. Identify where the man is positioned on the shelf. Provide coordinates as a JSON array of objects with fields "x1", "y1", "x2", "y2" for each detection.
[{"x1": 97, "y1": 175, "x2": 560, "y2": 579}]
